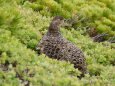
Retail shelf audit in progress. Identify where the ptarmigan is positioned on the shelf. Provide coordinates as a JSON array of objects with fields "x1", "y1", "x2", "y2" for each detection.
[{"x1": 36, "y1": 16, "x2": 87, "y2": 76}]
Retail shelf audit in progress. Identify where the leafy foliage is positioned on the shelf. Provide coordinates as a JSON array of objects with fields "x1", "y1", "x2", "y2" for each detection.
[
  {"x1": 23, "y1": 0, "x2": 115, "y2": 38},
  {"x1": 0, "y1": 0, "x2": 115, "y2": 86}
]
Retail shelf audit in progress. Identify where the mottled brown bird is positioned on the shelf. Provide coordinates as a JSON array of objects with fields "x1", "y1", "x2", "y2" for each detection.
[{"x1": 36, "y1": 16, "x2": 87, "y2": 76}]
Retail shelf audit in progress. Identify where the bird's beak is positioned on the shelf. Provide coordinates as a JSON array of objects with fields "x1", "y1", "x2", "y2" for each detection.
[
  {"x1": 62, "y1": 19, "x2": 71, "y2": 27},
  {"x1": 63, "y1": 22, "x2": 70, "y2": 26},
  {"x1": 36, "y1": 47, "x2": 40, "y2": 50}
]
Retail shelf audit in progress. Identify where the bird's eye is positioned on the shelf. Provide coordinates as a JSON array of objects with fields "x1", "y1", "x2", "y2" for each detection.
[{"x1": 60, "y1": 18, "x2": 63, "y2": 20}]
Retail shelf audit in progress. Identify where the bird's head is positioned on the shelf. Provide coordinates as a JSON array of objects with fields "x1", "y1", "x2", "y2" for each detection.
[
  {"x1": 49, "y1": 16, "x2": 68, "y2": 33},
  {"x1": 52, "y1": 16, "x2": 65, "y2": 27}
]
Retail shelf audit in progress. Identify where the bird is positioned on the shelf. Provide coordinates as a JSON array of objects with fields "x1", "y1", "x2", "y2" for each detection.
[{"x1": 36, "y1": 16, "x2": 87, "y2": 77}]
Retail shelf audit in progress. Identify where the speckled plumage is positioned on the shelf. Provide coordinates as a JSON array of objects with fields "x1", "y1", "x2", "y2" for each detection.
[{"x1": 37, "y1": 16, "x2": 87, "y2": 76}]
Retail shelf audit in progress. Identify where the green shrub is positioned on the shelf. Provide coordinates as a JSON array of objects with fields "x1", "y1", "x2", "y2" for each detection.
[
  {"x1": 0, "y1": 0, "x2": 115, "y2": 86},
  {"x1": 22, "y1": 0, "x2": 115, "y2": 38}
]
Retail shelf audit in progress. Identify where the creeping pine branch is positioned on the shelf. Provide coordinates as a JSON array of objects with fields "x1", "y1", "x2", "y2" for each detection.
[
  {"x1": 67, "y1": 14, "x2": 86, "y2": 25},
  {"x1": 92, "y1": 33, "x2": 108, "y2": 42},
  {"x1": 107, "y1": 36, "x2": 115, "y2": 43}
]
